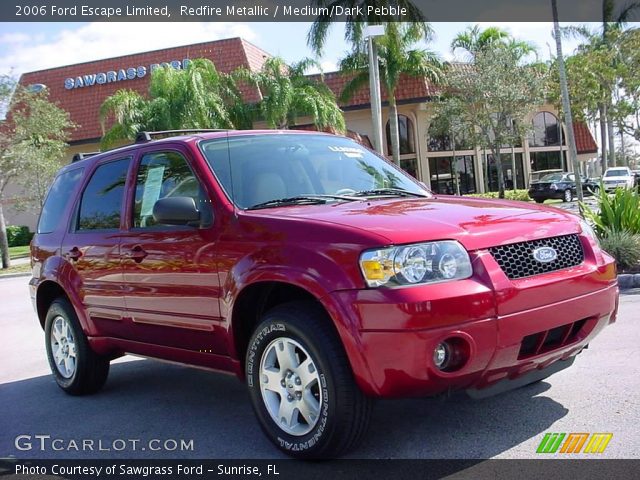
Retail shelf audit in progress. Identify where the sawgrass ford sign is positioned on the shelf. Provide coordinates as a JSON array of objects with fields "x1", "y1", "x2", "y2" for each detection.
[{"x1": 64, "y1": 58, "x2": 191, "y2": 90}]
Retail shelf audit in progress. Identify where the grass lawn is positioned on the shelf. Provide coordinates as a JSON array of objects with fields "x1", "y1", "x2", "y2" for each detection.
[
  {"x1": 0, "y1": 262, "x2": 31, "y2": 276},
  {"x1": 9, "y1": 245, "x2": 30, "y2": 259}
]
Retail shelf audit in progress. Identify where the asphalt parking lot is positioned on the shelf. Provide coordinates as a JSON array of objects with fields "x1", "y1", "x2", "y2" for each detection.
[{"x1": 1, "y1": 275, "x2": 638, "y2": 459}]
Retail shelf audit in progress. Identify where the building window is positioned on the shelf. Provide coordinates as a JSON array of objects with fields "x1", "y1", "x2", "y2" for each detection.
[
  {"x1": 486, "y1": 153, "x2": 525, "y2": 192},
  {"x1": 428, "y1": 155, "x2": 476, "y2": 195},
  {"x1": 400, "y1": 158, "x2": 418, "y2": 179},
  {"x1": 530, "y1": 151, "x2": 565, "y2": 173},
  {"x1": 386, "y1": 115, "x2": 415, "y2": 155},
  {"x1": 530, "y1": 112, "x2": 564, "y2": 147},
  {"x1": 427, "y1": 123, "x2": 472, "y2": 152}
]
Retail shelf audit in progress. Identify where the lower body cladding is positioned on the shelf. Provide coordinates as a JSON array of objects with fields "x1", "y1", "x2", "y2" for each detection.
[{"x1": 332, "y1": 283, "x2": 618, "y2": 398}]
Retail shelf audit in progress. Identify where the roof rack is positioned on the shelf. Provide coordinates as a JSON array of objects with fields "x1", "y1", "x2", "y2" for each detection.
[
  {"x1": 71, "y1": 152, "x2": 101, "y2": 163},
  {"x1": 135, "y1": 129, "x2": 231, "y2": 143}
]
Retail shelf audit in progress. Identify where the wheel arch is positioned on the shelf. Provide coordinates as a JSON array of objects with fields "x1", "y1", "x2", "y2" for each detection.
[
  {"x1": 35, "y1": 280, "x2": 71, "y2": 329},
  {"x1": 228, "y1": 279, "x2": 369, "y2": 390}
]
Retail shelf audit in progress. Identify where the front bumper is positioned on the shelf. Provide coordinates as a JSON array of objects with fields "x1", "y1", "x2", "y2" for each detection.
[
  {"x1": 330, "y1": 243, "x2": 618, "y2": 398},
  {"x1": 604, "y1": 182, "x2": 630, "y2": 191},
  {"x1": 528, "y1": 190, "x2": 563, "y2": 201}
]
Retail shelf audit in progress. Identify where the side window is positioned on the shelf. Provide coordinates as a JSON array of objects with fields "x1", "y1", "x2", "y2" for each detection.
[
  {"x1": 38, "y1": 168, "x2": 84, "y2": 234},
  {"x1": 77, "y1": 158, "x2": 130, "y2": 231},
  {"x1": 133, "y1": 151, "x2": 211, "y2": 228}
]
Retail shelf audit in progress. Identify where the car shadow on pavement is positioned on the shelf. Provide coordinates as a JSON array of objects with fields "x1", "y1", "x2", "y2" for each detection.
[
  {"x1": 356, "y1": 378, "x2": 566, "y2": 459},
  {"x1": 0, "y1": 358, "x2": 567, "y2": 460}
]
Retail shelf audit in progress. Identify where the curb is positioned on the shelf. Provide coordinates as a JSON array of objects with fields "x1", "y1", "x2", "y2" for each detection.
[{"x1": 0, "y1": 272, "x2": 31, "y2": 280}]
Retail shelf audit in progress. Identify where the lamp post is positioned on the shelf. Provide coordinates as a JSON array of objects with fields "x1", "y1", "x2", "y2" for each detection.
[{"x1": 365, "y1": 25, "x2": 385, "y2": 154}]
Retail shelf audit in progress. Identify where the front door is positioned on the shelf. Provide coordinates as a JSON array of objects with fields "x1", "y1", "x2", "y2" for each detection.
[{"x1": 119, "y1": 147, "x2": 225, "y2": 354}]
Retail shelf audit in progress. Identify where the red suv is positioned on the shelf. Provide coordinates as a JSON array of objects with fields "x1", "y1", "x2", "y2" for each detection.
[{"x1": 30, "y1": 130, "x2": 618, "y2": 458}]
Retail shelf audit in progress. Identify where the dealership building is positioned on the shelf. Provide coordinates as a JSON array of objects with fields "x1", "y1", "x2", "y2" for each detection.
[{"x1": 8, "y1": 37, "x2": 598, "y2": 229}]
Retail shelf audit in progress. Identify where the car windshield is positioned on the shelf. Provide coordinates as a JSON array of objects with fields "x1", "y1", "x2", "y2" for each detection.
[
  {"x1": 605, "y1": 169, "x2": 629, "y2": 177},
  {"x1": 199, "y1": 134, "x2": 429, "y2": 209},
  {"x1": 539, "y1": 173, "x2": 566, "y2": 182}
]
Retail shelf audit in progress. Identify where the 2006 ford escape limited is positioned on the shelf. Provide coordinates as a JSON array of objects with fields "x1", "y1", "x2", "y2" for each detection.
[{"x1": 30, "y1": 130, "x2": 618, "y2": 458}]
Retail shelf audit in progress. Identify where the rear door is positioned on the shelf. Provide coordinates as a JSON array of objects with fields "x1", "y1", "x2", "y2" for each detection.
[
  {"x1": 119, "y1": 146, "x2": 225, "y2": 354},
  {"x1": 61, "y1": 156, "x2": 131, "y2": 336}
]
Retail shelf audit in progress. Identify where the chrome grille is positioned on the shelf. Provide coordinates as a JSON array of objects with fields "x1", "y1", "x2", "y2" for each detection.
[{"x1": 489, "y1": 234, "x2": 584, "y2": 279}]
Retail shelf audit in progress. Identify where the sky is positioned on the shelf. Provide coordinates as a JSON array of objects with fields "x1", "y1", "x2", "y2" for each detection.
[{"x1": 0, "y1": 21, "x2": 598, "y2": 77}]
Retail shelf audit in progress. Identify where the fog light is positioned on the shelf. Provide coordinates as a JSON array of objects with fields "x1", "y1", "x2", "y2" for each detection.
[{"x1": 433, "y1": 343, "x2": 450, "y2": 369}]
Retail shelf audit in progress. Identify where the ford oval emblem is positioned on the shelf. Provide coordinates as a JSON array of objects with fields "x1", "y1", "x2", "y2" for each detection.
[{"x1": 532, "y1": 246, "x2": 557, "y2": 263}]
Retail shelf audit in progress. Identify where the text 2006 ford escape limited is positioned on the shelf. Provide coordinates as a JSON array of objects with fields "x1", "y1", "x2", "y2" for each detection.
[{"x1": 30, "y1": 130, "x2": 618, "y2": 458}]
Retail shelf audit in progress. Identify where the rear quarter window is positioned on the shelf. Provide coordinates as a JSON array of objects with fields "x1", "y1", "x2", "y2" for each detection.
[{"x1": 37, "y1": 168, "x2": 84, "y2": 234}]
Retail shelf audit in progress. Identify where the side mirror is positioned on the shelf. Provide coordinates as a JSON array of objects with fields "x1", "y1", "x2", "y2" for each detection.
[{"x1": 152, "y1": 196, "x2": 200, "y2": 226}]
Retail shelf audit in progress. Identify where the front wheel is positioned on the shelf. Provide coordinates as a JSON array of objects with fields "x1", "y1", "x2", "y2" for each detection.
[
  {"x1": 534, "y1": 198, "x2": 545, "y2": 204},
  {"x1": 44, "y1": 298, "x2": 110, "y2": 395},
  {"x1": 246, "y1": 301, "x2": 371, "y2": 458}
]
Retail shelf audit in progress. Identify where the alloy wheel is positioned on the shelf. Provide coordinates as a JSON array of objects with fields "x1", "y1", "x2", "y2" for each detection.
[
  {"x1": 259, "y1": 337, "x2": 323, "y2": 436},
  {"x1": 50, "y1": 315, "x2": 77, "y2": 378}
]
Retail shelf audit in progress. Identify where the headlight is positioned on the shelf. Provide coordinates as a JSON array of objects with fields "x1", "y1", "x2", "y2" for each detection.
[
  {"x1": 579, "y1": 219, "x2": 600, "y2": 246},
  {"x1": 359, "y1": 241, "x2": 473, "y2": 287}
]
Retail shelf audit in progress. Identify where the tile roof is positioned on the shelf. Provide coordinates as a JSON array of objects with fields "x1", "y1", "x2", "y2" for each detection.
[
  {"x1": 573, "y1": 121, "x2": 598, "y2": 154},
  {"x1": 19, "y1": 37, "x2": 270, "y2": 142},
  {"x1": 317, "y1": 71, "x2": 438, "y2": 108}
]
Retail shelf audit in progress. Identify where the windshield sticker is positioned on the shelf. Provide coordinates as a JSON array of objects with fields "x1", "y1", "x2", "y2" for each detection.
[{"x1": 328, "y1": 145, "x2": 364, "y2": 158}]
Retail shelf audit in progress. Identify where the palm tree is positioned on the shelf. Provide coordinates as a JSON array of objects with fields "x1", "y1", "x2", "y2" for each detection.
[
  {"x1": 307, "y1": 0, "x2": 427, "y2": 56},
  {"x1": 338, "y1": 23, "x2": 442, "y2": 165},
  {"x1": 451, "y1": 25, "x2": 536, "y2": 60},
  {"x1": 561, "y1": 0, "x2": 640, "y2": 168},
  {"x1": 100, "y1": 59, "x2": 238, "y2": 148},
  {"x1": 237, "y1": 56, "x2": 345, "y2": 131}
]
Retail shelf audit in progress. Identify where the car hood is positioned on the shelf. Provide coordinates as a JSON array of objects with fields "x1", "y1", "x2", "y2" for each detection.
[{"x1": 251, "y1": 195, "x2": 581, "y2": 251}]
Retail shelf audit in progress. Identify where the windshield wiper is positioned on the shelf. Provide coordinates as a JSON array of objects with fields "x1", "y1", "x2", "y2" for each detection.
[
  {"x1": 247, "y1": 194, "x2": 359, "y2": 210},
  {"x1": 352, "y1": 188, "x2": 428, "y2": 198}
]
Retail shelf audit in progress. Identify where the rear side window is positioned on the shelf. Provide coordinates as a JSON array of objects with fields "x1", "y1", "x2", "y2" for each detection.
[
  {"x1": 77, "y1": 158, "x2": 130, "y2": 231},
  {"x1": 37, "y1": 168, "x2": 84, "y2": 234}
]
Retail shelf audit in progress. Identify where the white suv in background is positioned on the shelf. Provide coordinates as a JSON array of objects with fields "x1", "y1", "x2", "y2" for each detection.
[{"x1": 603, "y1": 167, "x2": 635, "y2": 191}]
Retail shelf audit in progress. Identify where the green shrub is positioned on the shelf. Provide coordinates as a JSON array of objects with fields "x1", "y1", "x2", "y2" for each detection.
[
  {"x1": 599, "y1": 230, "x2": 640, "y2": 271},
  {"x1": 6, "y1": 225, "x2": 33, "y2": 247},
  {"x1": 581, "y1": 182, "x2": 640, "y2": 236},
  {"x1": 466, "y1": 189, "x2": 531, "y2": 202}
]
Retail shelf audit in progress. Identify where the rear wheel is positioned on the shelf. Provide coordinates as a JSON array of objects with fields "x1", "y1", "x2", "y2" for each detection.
[
  {"x1": 245, "y1": 301, "x2": 371, "y2": 458},
  {"x1": 534, "y1": 198, "x2": 545, "y2": 204},
  {"x1": 563, "y1": 189, "x2": 573, "y2": 202},
  {"x1": 44, "y1": 298, "x2": 110, "y2": 395}
]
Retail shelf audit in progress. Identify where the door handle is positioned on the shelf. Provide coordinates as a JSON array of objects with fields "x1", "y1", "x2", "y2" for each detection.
[
  {"x1": 126, "y1": 245, "x2": 148, "y2": 263},
  {"x1": 65, "y1": 247, "x2": 82, "y2": 261}
]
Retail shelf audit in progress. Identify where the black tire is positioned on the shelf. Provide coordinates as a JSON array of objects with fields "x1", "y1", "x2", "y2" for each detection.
[
  {"x1": 44, "y1": 298, "x2": 110, "y2": 395},
  {"x1": 245, "y1": 301, "x2": 371, "y2": 458},
  {"x1": 563, "y1": 189, "x2": 573, "y2": 202},
  {"x1": 534, "y1": 198, "x2": 545, "y2": 204}
]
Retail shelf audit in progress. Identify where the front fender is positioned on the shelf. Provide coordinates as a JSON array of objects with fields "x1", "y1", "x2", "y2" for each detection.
[{"x1": 222, "y1": 246, "x2": 376, "y2": 393}]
